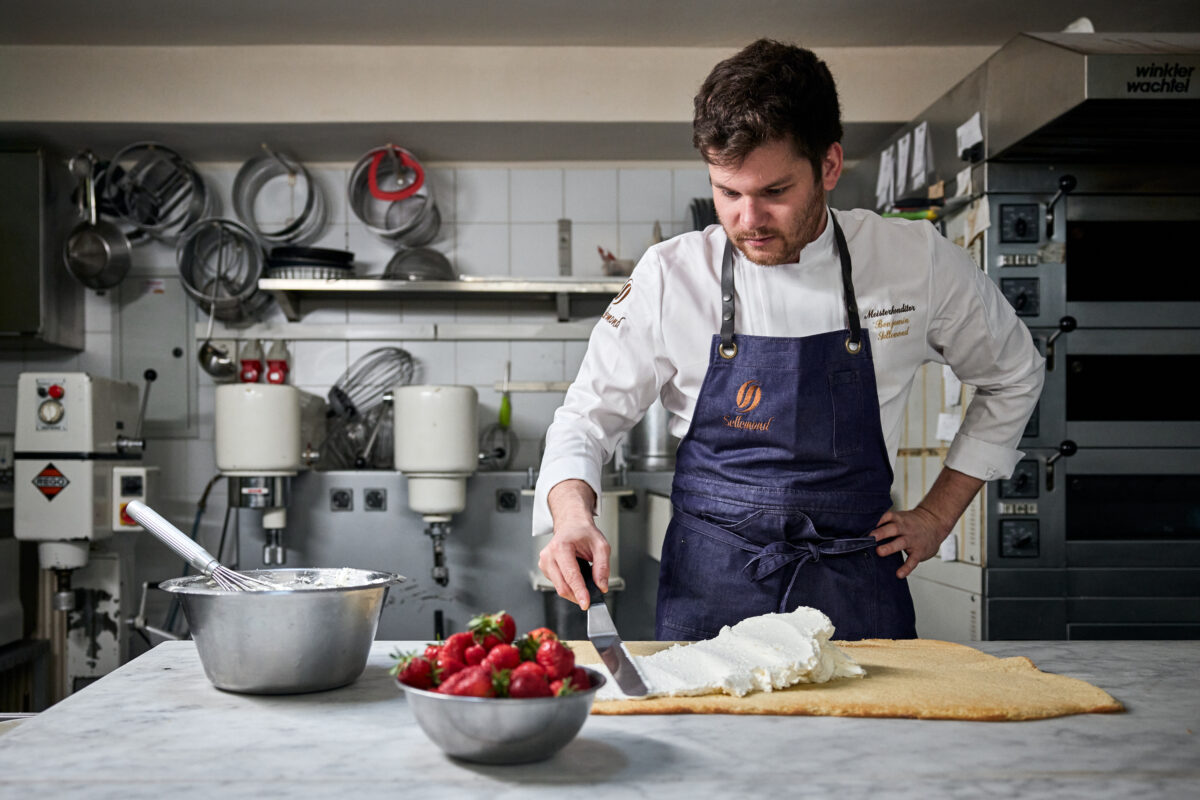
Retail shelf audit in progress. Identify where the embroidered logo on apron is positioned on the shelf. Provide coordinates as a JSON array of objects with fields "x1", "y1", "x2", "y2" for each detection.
[
  {"x1": 735, "y1": 380, "x2": 762, "y2": 412},
  {"x1": 724, "y1": 379, "x2": 773, "y2": 431}
]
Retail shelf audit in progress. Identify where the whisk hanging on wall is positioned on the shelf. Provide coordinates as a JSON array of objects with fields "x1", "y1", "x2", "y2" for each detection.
[{"x1": 319, "y1": 347, "x2": 414, "y2": 470}]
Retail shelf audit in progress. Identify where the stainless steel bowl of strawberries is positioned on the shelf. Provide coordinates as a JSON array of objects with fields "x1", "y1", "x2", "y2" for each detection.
[{"x1": 391, "y1": 611, "x2": 606, "y2": 764}]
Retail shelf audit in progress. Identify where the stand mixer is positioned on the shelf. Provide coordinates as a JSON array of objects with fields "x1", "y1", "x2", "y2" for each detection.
[{"x1": 13, "y1": 371, "x2": 155, "y2": 610}]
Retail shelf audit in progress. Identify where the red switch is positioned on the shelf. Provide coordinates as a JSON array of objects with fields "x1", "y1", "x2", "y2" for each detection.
[
  {"x1": 119, "y1": 503, "x2": 137, "y2": 526},
  {"x1": 48, "y1": 384, "x2": 65, "y2": 399}
]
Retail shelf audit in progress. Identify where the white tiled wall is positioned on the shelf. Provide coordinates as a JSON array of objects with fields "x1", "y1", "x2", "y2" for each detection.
[{"x1": 1, "y1": 160, "x2": 712, "y2": 518}]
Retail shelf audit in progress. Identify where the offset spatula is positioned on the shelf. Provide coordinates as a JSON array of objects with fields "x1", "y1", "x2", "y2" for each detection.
[{"x1": 576, "y1": 557, "x2": 649, "y2": 697}]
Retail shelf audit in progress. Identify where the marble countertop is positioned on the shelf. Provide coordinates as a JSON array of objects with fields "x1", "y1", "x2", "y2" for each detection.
[{"x1": 1, "y1": 640, "x2": 1197, "y2": 799}]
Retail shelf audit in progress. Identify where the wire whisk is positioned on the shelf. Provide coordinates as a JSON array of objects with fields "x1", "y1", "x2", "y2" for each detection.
[
  {"x1": 126, "y1": 500, "x2": 276, "y2": 591},
  {"x1": 327, "y1": 346, "x2": 415, "y2": 418}
]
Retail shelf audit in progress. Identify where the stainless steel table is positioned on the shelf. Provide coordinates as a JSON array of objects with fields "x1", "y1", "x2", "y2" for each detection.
[{"x1": 1, "y1": 640, "x2": 1196, "y2": 799}]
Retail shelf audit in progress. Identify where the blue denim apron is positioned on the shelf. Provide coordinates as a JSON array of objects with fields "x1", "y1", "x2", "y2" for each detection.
[{"x1": 656, "y1": 212, "x2": 917, "y2": 641}]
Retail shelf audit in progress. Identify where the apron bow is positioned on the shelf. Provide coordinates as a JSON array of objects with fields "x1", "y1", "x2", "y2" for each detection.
[{"x1": 742, "y1": 534, "x2": 880, "y2": 614}]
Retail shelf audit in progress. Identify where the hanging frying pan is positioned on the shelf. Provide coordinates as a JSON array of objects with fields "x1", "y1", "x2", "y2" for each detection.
[{"x1": 62, "y1": 151, "x2": 132, "y2": 292}]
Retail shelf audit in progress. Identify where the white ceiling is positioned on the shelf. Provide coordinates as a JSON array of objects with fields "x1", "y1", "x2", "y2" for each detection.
[{"x1": 5, "y1": 0, "x2": 1200, "y2": 47}]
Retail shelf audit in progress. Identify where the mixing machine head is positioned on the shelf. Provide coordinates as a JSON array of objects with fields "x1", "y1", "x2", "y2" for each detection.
[{"x1": 392, "y1": 384, "x2": 479, "y2": 586}]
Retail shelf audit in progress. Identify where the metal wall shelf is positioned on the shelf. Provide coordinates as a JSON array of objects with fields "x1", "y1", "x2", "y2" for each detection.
[{"x1": 258, "y1": 277, "x2": 627, "y2": 322}]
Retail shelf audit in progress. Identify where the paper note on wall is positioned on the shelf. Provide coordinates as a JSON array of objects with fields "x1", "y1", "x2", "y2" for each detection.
[
  {"x1": 936, "y1": 412, "x2": 962, "y2": 442},
  {"x1": 955, "y1": 166, "x2": 972, "y2": 198},
  {"x1": 875, "y1": 145, "x2": 895, "y2": 209},
  {"x1": 955, "y1": 111, "x2": 983, "y2": 159},
  {"x1": 895, "y1": 132, "x2": 911, "y2": 197},
  {"x1": 942, "y1": 365, "x2": 963, "y2": 407},
  {"x1": 911, "y1": 121, "x2": 929, "y2": 189},
  {"x1": 938, "y1": 531, "x2": 958, "y2": 561}
]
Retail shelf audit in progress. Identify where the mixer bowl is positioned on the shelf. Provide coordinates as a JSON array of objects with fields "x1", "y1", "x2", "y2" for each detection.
[{"x1": 160, "y1": 568, "x2": 402, "y2": 694}]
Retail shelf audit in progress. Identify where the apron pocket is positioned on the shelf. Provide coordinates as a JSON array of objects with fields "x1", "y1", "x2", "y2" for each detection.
[{"x1": 827, "y1": 370, "x2": 863, "y2": 456}]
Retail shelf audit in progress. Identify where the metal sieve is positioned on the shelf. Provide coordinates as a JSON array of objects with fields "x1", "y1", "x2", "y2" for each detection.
[
  {"x1": 232, "y1": 144, "x2": 328, "y2": 246},
  {"x1": 347, "y1": 145, "x2": 441, "y2": 245}
]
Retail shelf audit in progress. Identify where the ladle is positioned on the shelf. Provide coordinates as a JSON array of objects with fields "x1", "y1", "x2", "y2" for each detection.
[{"x1": 197, "y1": 225, "x2": 237, "y2": 380}]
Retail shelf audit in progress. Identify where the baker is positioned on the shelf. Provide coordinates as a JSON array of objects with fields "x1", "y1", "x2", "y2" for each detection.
[{"x1": 533, "y1": 39, "x2": 1045, "y2": 641}]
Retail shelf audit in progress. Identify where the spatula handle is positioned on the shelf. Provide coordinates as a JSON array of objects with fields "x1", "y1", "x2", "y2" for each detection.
[{"x1": 576, "y1": 557, "x2": 606, "y2": 606}]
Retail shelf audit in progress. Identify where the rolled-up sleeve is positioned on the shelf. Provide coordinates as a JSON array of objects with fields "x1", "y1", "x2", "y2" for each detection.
[
  {"x1": 532, "y1": 253, "x2": 671, "y2": 536},
  {"x1": 926, "y1": 228, "x2": 1046, "y2": 481}
]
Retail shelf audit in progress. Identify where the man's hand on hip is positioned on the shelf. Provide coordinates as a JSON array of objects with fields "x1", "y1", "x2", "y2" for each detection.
[
  {"x1": 870, "y1": 466, "x2": 984, "y2": 579},
  {"x1": 540, "y1": 479, "x2": 610, "y2": 609},
  {"x1": 869, "y1": 506, "x2": 948, "y2": 579}
]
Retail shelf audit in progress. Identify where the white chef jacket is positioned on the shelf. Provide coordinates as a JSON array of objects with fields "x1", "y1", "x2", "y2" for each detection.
[{"x1": 532, "y1": 206, "x2": 1045, "y2": 536}]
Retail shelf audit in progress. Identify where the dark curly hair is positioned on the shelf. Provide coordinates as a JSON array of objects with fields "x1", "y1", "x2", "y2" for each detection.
[{"x1": 693, "y1": 39, "x2": 843, "y2": 171}]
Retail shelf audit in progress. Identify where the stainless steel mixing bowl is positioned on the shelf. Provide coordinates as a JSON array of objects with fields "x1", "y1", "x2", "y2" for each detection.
[
  {"x1": 400, "y1": 667, "x2": 606, "y2": 764},
  {"x1": 160, "y1": 568, "x2": 402, "y2": 694}
]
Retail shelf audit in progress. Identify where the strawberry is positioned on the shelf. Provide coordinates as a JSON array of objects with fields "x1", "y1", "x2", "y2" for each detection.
[
  {"x1": 438, "y1": 665, "x2": 496, "y2": 697},
  {"x1": 526, "y1": 627, "x2": 558, "y2": 645},
  {"x1": 569, "y1": 666, "x2": 592, "y2": 690},
  {"x1": 482, "y1": 643, "x2": 521, "y2": 672},
  {"x1": 536, "y1": 639, "x2": 575, "y2": 681},
  {"x1": 464, "y1": 643, "x2": 487, "y2": 666},
  {"x1": 516, "y1": 627, "x2": 558, "y2": 661},
  {"x1": 423, "y1": 643, "x2": 441, "y2": 662},
  {"x1": 550, "y1": 667, "x2": 591, "y2": 696},
  {"x1": 469, "y1": 610, "x2": 518, "y2": 646},
  {"x1": 396, "y1": 656, "x2": 437, "y2": 690},
  {"x1": 388, "y1": 649, "x2": 439, "y2": 690},
  {"x1": 509, "y1": 671, "x2": 552, "y2": 698},
  {"x1": 511, "y1": 660, "x2": 547, "y2": 681},
  {"x1": 442, "y1": 631, "x2": 475, "y2": 663},
  {"x1": 436, "y1": 652, "x2": 465, "y2": 683}
]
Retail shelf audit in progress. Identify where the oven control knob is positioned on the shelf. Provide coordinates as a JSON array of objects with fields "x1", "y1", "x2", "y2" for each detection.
[{"x1": 38, "y1": 399, "x2": 65, "y2": 425}]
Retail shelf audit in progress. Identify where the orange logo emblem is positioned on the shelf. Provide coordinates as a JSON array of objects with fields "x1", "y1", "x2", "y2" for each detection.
[
  {"x1": 735, "y1": 380, "x2": 762, "y2": 413},
  {"x1": 612, "y1": 280, "x2": 632, "y2": 305}
]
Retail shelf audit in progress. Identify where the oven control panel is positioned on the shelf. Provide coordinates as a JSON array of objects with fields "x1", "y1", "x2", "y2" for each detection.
[
  {"x1": 999, "y1": 519, "x2": 1040, "y2": 558},
  {"x1": 1000, "y1": 277, "x2": 1040, "y2": 316},
  {"x1": 999, "y1": 203, "x2": 1041, "y2": 243}
]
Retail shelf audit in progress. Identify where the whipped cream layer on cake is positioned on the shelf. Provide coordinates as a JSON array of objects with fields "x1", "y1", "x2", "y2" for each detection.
[{"x1": 596, "y1": 607, "x2": 864, "y2": 700}]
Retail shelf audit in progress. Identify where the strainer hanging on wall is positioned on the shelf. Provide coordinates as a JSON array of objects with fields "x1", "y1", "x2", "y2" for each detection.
[
  {"x1": 102, "y1": 141, "x2": 214, "y2": 244},
  {"x1": 177, "y1": 218, "x2": 272, "y2": 323},
  {"x1": 347, "y1": 145, "x2": 441, "y2": 246},
  {"x1": 232, "y1": 144, "x2": 328, "y2": 247}
]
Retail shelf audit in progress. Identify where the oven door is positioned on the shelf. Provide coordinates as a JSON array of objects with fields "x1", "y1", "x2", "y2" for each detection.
[
  {"x1": 985, "y1": 448, "x2": 1200, "y2": 640},
  {"x1": 1064, "y1": 196, "x2": 1200, "y2": 329},
  {"x1": 988, "y1": 193, "x2": 1200, "y2": 330},
  {"x1": 1025, "y1": 327, "x2": 1200, "y2": 449}
]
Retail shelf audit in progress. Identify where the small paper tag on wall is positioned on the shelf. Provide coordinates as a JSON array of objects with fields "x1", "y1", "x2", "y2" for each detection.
[{"x1": 936, "y1": 412, "x2": 962, "y2": 442}]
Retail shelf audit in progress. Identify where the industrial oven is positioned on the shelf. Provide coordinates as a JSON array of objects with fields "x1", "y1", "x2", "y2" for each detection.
[{"x1": 836, "y1": 32, "x2": 1200, "y2": 639}]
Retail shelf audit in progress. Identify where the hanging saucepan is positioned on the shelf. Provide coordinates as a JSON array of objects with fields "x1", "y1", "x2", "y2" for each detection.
[
  {"x1": 105, "y1": 141, "x2": 213, "y2": 244},
  {"x1": 232, "y1": 144, "x2": 328, "y2": 247},
  {"x1": 62, "y1": 150, "x2": 132, "y2": 292},
  {"x1": 177, "y1": 218, "x2": 271, "y2": 324},
  {"x1": 347, "y1": 145, "x2": 441, "y2": 246}
]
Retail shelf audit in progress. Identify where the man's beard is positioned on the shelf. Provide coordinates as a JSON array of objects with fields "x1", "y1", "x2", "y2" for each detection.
[{"x1": 723, "y1": 183, "x2": 827, "y2": 266}]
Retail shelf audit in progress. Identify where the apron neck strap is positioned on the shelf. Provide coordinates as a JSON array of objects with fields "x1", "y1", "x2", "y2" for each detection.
[
  {"x1": 829, "y1": 212, "x2": 864, "y2": 353},
  {"x1": 718, "y1": 210, "x2": 864, "y2": 358}
]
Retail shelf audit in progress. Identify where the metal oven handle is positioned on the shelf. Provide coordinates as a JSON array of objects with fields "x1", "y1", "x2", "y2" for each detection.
[
  {"x1": 1044, "y1": 174, "x2": 1076, "y2": 239},
  {"x1": 1045, "y1": 440, "x2": 1077, "y2": 492},
  {"x1": 1044, "y1": 316, "x2": 1076, "y2": 371}
]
